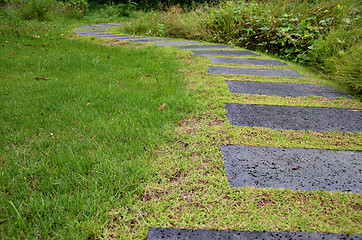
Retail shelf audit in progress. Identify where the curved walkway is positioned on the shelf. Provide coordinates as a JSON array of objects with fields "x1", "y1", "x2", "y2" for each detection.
[{"x1": 74, "y1": 23, "x2": 362, "y2": 240}]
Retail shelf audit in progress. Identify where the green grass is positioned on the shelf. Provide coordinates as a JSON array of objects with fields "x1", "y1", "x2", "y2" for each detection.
[
  {"x1": 0, "y1": 19, "x2": 193, "y2": 239},
  {"x1": 1, "y1": 2, "x2": 361, "y2": 239}
]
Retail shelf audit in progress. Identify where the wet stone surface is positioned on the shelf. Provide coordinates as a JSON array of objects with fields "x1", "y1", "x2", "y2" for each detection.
[
  {"x1": 131, "y1": 38, "x2": 175, "y2": 42},
  {"x1": 115, "y1": 37, "x2": 153, "y2": 40},
  {"x1": 99, "y1": 35, "x2": 129, "y2": 38},
  {"x1": 79, "y1": 33, "x2": 117, "y2": 36},
  {"x1": 209, "y1": 66, "x2": 304, "y2": 78},
  {"x1": 147, "y1": 228, "x2": 362, "y2": 240},
  {"x1": 174, "y1": 45, "x2": 233, "y2": 50},
  {"x1": 151, "y1": 41, "x2": 202, "y2": 46},
  {"x1": 221, "y1": 145, "x2": 362, "y2": 193},
  {"x1": 192, "y1": 50, "x2": 260, "y2": 56},
  {"x1": 208, "y1": 57, "x2": 286, "y2": 66},
  {"x1": 225, "y1": 104, "x2": 362, "y2": 132},
  {"x1": 75, "y1": 31, "x2": 110, "y2": 33},
  {"x1": 226, "y1": 81, "x2": 351, "y2": 98}
]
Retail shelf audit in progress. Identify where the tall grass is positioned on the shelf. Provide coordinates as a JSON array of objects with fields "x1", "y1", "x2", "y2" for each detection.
[
  {"x1": 124, "y1": 4, "x2": 210, "y2": 40},
  {"x1": 0, "y1": 5, "x2": 193, "y2": 238}
]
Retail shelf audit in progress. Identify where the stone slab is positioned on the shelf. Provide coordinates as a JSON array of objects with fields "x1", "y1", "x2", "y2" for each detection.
[
  {"x1": 174, "y1": 45, "x2": 233, "y2": 50},
  {"x1": 97, "y1": 23, "x2": 125, "y2": 26},
  {"x1": 221, "y1": 145, "x2": 362, "y2": 193},
  {"x1": 99, "y1": 35, "x2": 130, "y2": 38},
  {"x1": 79, "y1": 33, "x2": 116, "y2": 36},
  {"x1": 192, "y1": 50, "x2": 260, "y2": 56},
  {"x1": 208, "y1": 57, "x2": 286, "y2": 66},
  {"x1": 152, "y1": 41, "x2": 202, "y2": 46},
  {"x1": 131, "y1": 38, "x2": 175, "y2": 42},
  {"x1": 147, "y1": 228, "x2": 362, "y2": 240},
  {"x1": 225, "y1": 104, "x2": 362, "y2": 132},
  {"x1": 225, "y1": 81, "x2": 351, "y2": 98},
  {"x1": 75, "y1": 31, "x2": 110, "y2": 33},
  {"x1": 209, "y1": 66, "x2": 304, "y2": 78},
  {"x1": 115, "y1": 37, "x2": 153, "y2": 41}
]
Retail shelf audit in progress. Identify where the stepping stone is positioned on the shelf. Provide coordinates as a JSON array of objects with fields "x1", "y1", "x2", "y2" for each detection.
[
  {"x1": 209, "y1": 66, "x2": 304, "y2": 78},
  {"x1": 147, "y1": 228, "x2": 362, "y2": 240},
  {"x1": 115, "y1": 37, "x2": 153, "y2": 41},
  {"x1": 225, "y1": 104, "x2": 362, "y2": 132},
  {"x1": 131, "y1": 38, "x2": 175, "y2": 42},
  {"x1": 75, "y1": 31, "x2": 110, "y2": 33},
  {"x1": 151, "y1": 41, "x2": 202, "y2": 46},
  {"x1": 174, "y1": 45, "x2": 233, "y2": 50},
  {"x1": 80, "y1": 33, "x2": 116, "y2": 36},
  {"x1": 97, "y1": 23, "x2": 125, "y2": 26},
  {"x1": 225, "y1": 81, "x2": 351, "y2": 98},
  {"x1": 100, "y1": 35, "x2": 130, "y2": 38},
  {"x1": 221, "y1": 145, "x2": 362, "y2": 193},
  {"x1": 208, "y1": 57, "x2": 286, "y2": 66},
  {"x1": 192, "y1": 50, "x2": 260, "y2": 56}
]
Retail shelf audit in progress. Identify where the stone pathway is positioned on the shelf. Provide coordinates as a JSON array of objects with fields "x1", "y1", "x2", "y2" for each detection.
[{"x1": 74, "y1": 24, "x2": 361, "y2": 240}]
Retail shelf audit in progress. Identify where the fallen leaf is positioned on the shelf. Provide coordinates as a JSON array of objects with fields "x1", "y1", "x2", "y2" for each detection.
[
  {"x1": 144, "y1": 74, "x2": 153, "y2": 77},
  {"x1": 158, "y1": 103, "x2": 166, "y2": 110},
  {"x1": 24, "y1": 44, "x2": 33, "y2": 46},
  {"x1": 87, "y1": 103, "x2": 92, "y2": 106},
  {"x1": 348, "y1": 110, "x2": 362, "y2": 112},
  {"x1": 32, "y1": 35, "x2": 40, "y2": 38},
  {"x1": 177, "y1": 70, "x2": 185, "y2": 72},
  {"x1": 106, "y1": 56, "x2": 110, "y2": 58},
  {"x1": 9, "y1": 50, "x2": 16, "y2": 54},
  {"x1": 292, "y1": 168, "x2": 299, "y2": 170},
  {"x1": 175, "y1": 120, "x2": 183, "y2": 126},
  {"x1": 42, "y1": 44, "x2": 48, "y2": 47},
  {"x1": 35, "y1": 77, "x2": 50, "y2": 80}
]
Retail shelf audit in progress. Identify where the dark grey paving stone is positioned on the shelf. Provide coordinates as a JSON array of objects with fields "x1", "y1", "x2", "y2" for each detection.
[
  {"x1": 152, "y1": 41, "x2": 202, "y2": 46},
  {"x1": 209, "y1": 66, "x2": 304, "y2": 78},
  {"x1": 131, "y1": 38, "x2": 175, "y2": 42},
  {"x1": 192, "y1": 50, "x2": 260, "y2": 56},
  {"x1": 221, "y1": 145, "x2": 362, "y2": 193},
  {"x1": 209, "y1": 57, "x2": 286, "y2": 66},
  {"x1": 147, "y1": 228, "x2": 362, "y2": 240},
  {"x1": 100, "y1": 35, "x2": 130, "y2": 38},
  {"x1": 115, "y1": 37, "x2": 153, "y2": 41},
  {"x1": 174, "y1": 45, "x2": 233, "y2": 50},
  {"x1": 225, "y1": 104, "x2": 362, "y2": 132},
  {"x1": 97, "y1": 23, "x2": 125, "y2": 26},
  {"x1": 79, "y1": 33, "x2": 116, "y2": 36},
  {"x1": 75, "y1": 31, "x2": 110, "y2": 33},
  {"x1": 225, "y1": 81, "x2": 351, "y2": 98}
]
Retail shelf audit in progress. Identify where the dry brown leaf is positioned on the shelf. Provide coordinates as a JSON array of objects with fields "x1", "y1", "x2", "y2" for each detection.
[
  {"x1": 175, "y1": 120, "x2": 183, "y2": 126},
  {"x1": 158, "y1": 103, "x2": 166, "y2": 111},
  {"x1": 35, "y1": 77, "x2": 50, "y2": 80},
  {"x1": 32, "y1": 35, "x2": 40, "y2": 38},
  {"x1": 348, "y1": 110, "x2": 362, "y2": 112}
]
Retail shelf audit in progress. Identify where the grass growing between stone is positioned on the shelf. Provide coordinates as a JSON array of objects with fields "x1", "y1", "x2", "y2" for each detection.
[
  {"x1": 0, "y1": 21, "x2": 193, "y2": 239},
  {"x1": 103, "y1": 43, "x2": 361, "y2": 239}
]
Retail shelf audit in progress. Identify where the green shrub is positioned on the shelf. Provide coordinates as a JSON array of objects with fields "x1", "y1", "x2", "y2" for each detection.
[
  {"x1": 21, "y1": 0, "x2": 54, "y2": 21},
  {"x1": 205, "y1": 0, "x2": 359, "y2": 63}
]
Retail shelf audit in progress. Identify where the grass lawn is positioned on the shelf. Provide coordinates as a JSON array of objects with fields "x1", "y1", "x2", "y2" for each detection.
[
  {"x1": 0, "y1": 20, "x2": 193, "y2": 238},
  {"x1": 1, "y1": 12, "x2": 361, "y2": 240}
]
